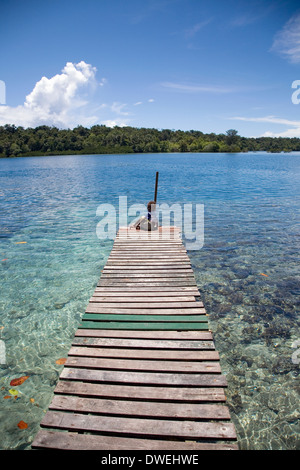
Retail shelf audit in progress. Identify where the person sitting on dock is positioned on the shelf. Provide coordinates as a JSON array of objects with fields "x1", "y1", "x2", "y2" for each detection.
[{"x1": 131, "y1": 200, "x2": 158, "y2": 231}]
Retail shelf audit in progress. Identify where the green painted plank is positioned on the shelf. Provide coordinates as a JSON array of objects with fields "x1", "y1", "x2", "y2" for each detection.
[
  {"x1": 79, "y1": 321, "x2": 209, "y2": 330},
  {"x1": 82, "y1": 313, "x2": 208, "y2": 323}
]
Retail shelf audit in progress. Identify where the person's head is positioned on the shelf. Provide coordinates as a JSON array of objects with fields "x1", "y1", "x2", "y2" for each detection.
[{"x1": 147, "y1": 200, "x2": 156, "y2": 212}]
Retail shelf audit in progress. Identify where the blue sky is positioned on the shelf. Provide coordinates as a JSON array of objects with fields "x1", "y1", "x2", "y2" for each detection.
[{"x1": 1, "y1": 0, "x2": 300, "y2": 137}]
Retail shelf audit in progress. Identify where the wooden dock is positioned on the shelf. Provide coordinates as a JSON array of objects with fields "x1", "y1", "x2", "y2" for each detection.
[{"x1": 32, "y1": 227, "x2": 238, "y2": 450}]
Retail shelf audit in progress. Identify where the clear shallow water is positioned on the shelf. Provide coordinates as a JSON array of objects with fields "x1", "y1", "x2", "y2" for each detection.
[{"x1": 0, "y1": 152, "x2": 299, "y2": 450}]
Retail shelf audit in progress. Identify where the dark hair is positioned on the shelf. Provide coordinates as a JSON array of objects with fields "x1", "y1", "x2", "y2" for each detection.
[{"x1": 147, "y1": 200, "x2": 156, "y2": 212}]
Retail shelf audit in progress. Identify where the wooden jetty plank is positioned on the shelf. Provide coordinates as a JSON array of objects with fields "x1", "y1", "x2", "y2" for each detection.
[
  {"x1": 83, "y1": 314, "x2": 207, "y2": 322},
  {"x1": 116, "y1": 234, "x2": 181, "y2": 239},
  {"x1": 40, "y1": 411, "x2": 237, "y2": 440},
  {"x1": 74, "y1": 329, "x2": 213, "y2": 340},
  {"x1": 49, "y1": 395, "x2": 229, "y2": 419},
  {"x1": 54, "y1": 380, "x2": 226, "y2": 402},
  {"x1": 111, "y1": 247, "x2": 187, "y2": 252},
  {"x1": 98, "y1": 277, "x2": 197, "y2": 282},
  {"x1": 90, "y1": 295, "x2": 198, "y2": 302},
  {"x1": 107, "y1": 257, "x2": 191, "y2": 262},
  {"x1": 103, "y1": 268, "x2": 193, "y2": 272},
  {"x1": 105, "y1": 262, "x2": 192, "y2": 266},
  {"x1": 101, "y1": 267, "x2": 194, "y2": 277},
  {"x1": 109, "y1": 254, "x2": 189, "y2": 259},
  {"x1": 72, "y1": 337, "x2": 215, "y2": 350},
  {"x1": 64, "y1": 356, "x2": 221, "y2": 373},
  {"x1": 85, "y1": 307, "x2": 205, "y2": 314},
  {"x1": 59, "y1": 368, "x2": 227, "y2": 387},
  {"x1": 112, "y1": 248, "x2": 186, "y2": 252},
  {"x1": 101, "y1": 272, "x2": 195, "y2": 281},
  {"x1": 79, "y1": 321, "x2": 209, "y2": 330},
  {"x1": 86, "y1": 300, "x2": 203, "y2": 308},
  {"x1": 107, "y1": 262, "x2": 192, "y2": 265},
  {"x1": 72, "y1": 338, "x2": 214, "y2": 352},
  {"x1": 109, "y1": 251, "x2": 189, "y2": 256},
  {"x1": 32, "y1": 430, "x2": 238, "y2": 450},
  {"x1": 94, "y1": 286, "x2": 200, "y2": 294},
  {"x1": 112, "y1": 246, "x2": 187, "y2": 250},
  {"x1": 68, "y1": 346, "x2": 219, "y2": 361},
  {"x1": 97, "y1": 281, "x2": 199, "y2": 287}
]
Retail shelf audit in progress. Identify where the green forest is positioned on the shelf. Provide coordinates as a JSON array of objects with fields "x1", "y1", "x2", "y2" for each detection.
[{"x1": 1, "y1": 124, "x2": 300, "y2": 157}]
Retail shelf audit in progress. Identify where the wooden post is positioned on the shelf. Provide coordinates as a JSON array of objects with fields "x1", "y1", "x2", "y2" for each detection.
[{"x1": 154, "y1": 171, "x2": 159, "y2": 203}]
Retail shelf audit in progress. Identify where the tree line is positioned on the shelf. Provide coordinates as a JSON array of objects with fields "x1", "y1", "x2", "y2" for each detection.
[{"x1": 1, "y1": 124, "x2": 300, "y2": 158}]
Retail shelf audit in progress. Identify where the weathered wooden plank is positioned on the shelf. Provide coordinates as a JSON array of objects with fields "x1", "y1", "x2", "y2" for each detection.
[
  {"x1": 92, "y1": 295, "x2": 201, "y2": 302},
  {"x1": 64, "y1": 356, "x2": 220, "y2": 373},
  {"x1": 85, "y1": 308, "x2": 205, "y2": 316},
  {"x1": 110, "y1": 252, "x2": 188, "y2": 256},
  {"x1": 103, "y1": 266, "x2": 193, "y2": 271},
  {"x1": 111, "y1": 248, "x2": 185, "y2": 252},
  {"x1": 59, "y1": 368, "x2": 227, "y2": 387},
  {"x1": 108, "y1": 252, "x2": 188, "y2": 261},
  {"x1": 40, "y1": 411, "x2": 237, "y2": 440},
  {"x1": 116, "y1": 234, "x2": 181, "y2": 239},
  {"x1": 114, "y1": 242, "x2": 184, "y2": 245},
  {"x1": 97, "y1": 281, "x2": 199, "y2": 287},
  {"x1": 93, "y1": 294, "x2": 201, "y2": 300},
  {"x1": 79, "y1": 321, "x2": 209, "y2": 330},
  {"x1": 94, "y1": 286, "x2": 200, "y2": 294},
  {"x1": 75, "y1": 328, "x2": 213, "y2": 338},
  {"x1": 112, "y1": 248, "x2": 187, "y2": 252},
  {"x1": 72, "y1": 336, "x2": 215, "y2": 350},
  {"x1": 87, "y1": 301, "x2": 203, "y2": 308},
  {"x1": 114, "y1": 239, "x2": 183, "y2": 242},
  {"x1": 109, "y1": 251, "x2": 188, "y2": 255},
  {"x1": 107, "y1": 260, "x2": 191, "y2": 264},
  {"x1": 90, "y1": 295, "x2": 198, "y2": 302},
  {"x1": 108, "y1": 258, "x2": 189, "y2": 261},
  {"x1": 105, "y1": 270, "x2": 193, "y2": 274},
  {"x1": 82, "y1": 314, "x2": 207, "y2": 323},
  {"x1": 73, "y1": 333, "x2": 214, "y2": 346},
  {"x1": 101, "y1": 273, "x2": 195, "y2": 278},
  {"x1": 91, "y1": 293, "x2": 198, "y2": 300},
  {"x1": 98, "y1": 277, "x2": 197, "y2": 282},
  {"x1": 106, "y1": 261, "x2": 191, "y2": 266},
  {"x1": 32, "y1": 430, "x2": 238, "y2": 450},
  {"x1": 54, "y1": 380, "x2": 225, "y2": 402},
  {"x1": 68, "y1": 346, "x2": 219, "y2": 361},
  {"x1": 103, "y1": 269, "x2": 194, "y2": 274},
  {"x1": 49, "y1": 395, "x2": 229, "y2": 419},
  {"x1": 117, "y1": 228, "x2": 180, "y2": 234},
  {"x1": 110, "y1": 250, "x2": 187, "y2": 253}
]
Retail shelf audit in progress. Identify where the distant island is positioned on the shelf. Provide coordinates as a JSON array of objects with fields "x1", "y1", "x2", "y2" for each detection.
[{"x1": 1, "y1": 124, "x2": 299, "y2": 157}]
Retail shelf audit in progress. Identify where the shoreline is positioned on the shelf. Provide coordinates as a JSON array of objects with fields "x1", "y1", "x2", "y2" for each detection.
[{"x1": 1, "y1": 149, "x2": 300, "y2": 159}]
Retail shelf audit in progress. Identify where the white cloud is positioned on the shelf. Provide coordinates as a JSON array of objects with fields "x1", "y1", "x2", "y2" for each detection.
[
  {"x1": 261, "y1": 128, "x2": 300, "y2": 137},
  {"x1": 133, "y1": 99, "x2": 154, "y2": 106},
  {"x1": 161, "y1": 82, "x2": 233, "y2": 93},
  {"x1": 111, "y1": 102, "x2": 130, "y2": 116},
  {"x1": 99, "y1": 78, "x2": 107, "y2": 87},
  {"x1": 271, "y1": 12, "x2": 300, "y2": 63},
  {"x1": 159, "y1": 81, "x2": 259, "y2": 94},
  {"x1": 231, "y1": 115, "x2": 300, "y2": 126},
  {"x1": 0, "y1": 61, "x2": 101, "y2": 128},
  {"x1": 230, "y1": 115, "x2": 300, "y2": 137},
  {"x1": 101, "y1": 119, "x2": 129, "y2": 128}
]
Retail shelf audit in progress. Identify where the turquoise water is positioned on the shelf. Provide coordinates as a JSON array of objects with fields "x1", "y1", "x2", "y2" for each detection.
[{"x1": 0, "y1": 152, "x2": 299, "y2": 450}]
